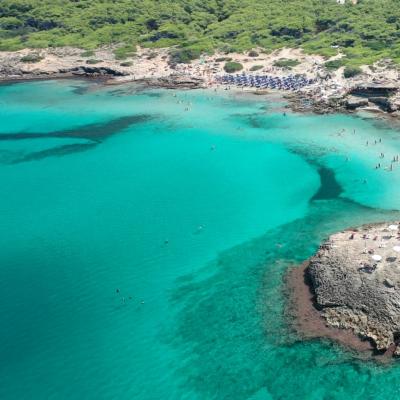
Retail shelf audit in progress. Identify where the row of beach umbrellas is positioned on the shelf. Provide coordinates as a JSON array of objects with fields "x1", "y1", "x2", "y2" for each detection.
[{"x1": 217, "y1": 73, "x2": 316, "y2": 90}]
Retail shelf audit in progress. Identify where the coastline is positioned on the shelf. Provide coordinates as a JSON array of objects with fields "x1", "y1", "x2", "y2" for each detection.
[
  {"x1": 285, "y1": 262, "x2": 377, "y2": 356},
  {"x1": 2, "y1": 46, "x2": 400, "y2": 117},
  {"x1": 285, "y1": 262, "x2": 398, "y2": 363},
  {"x1": 286, "y1": 222, "x2": 400, "y2": 361}
]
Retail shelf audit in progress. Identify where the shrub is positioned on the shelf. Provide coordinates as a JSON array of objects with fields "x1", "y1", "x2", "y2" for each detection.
[
  {"x1": 120, "y1": 61, "x2": 133, "y2": 67},
  {"x1": 365, "y1": 40, "x2": 386, "y2": 51},
  {"x1": 216, "y1": 57, "x2": 232, "y2": 62},
  {"x1": 20, "y1": 53, "x2": 43, "y2": 63},
  {"x1": 250, "y1": 65, "x2": 263, "y2": 71},
  {"x1": 114, "y1": 45, "x2": 136, "y2": 60},
  {"x1": 0, "y1": 17, "x2": 23, "y2": 30},
  {"x1": 248, "y1": 50, "x2": 259, "y2": 57},
  {"x1": 80, "y1": 50, "x2": 95, "y2": 57},
  {"x1": 273, "y1": 59, "x2": 300, "y2": 68},
  {"x1": 1, "y1": 0, "x2": 399, "y2": 68},
  {"x1": 86, "y1": 59, "x2": 101, "y2": 64},
  {"x1": 224, "y1": 61, "x2": 243, "y2": 73},
  {"x1": 170, "y1": 48, "x2": 201, "y2": 64},
  {"x1": 343, "y1": 66, "x2": 362, "y2": 78},
  {"x1": 324, "y1": 59, "x2": 344, "y2": 70}
]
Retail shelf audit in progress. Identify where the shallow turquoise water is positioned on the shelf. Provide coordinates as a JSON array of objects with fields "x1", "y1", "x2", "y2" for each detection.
[{"x1": 1, "y1": 80, "x2": 400, "y2": 399}]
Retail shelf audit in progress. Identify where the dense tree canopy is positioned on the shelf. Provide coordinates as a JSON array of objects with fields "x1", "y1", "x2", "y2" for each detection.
[{"x1": 1, "y1": 0, "x2": 400, "y2": 65}]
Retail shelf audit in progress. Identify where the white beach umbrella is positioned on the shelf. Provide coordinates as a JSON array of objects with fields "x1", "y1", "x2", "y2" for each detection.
[
  {"x1": 371, "y1": 254, "x2": 382, "y2": 262},
  {"x1": 393, "y1": 246, "x2": 400, "y2": 253},
  {"x1": 388, "y1": 224, "x2": 398, "y2": 231}
]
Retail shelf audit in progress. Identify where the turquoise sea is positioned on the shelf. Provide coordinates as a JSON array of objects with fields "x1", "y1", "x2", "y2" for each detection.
[{"x1": 2, "y1": 80, "x2": 400, "y2": 399}]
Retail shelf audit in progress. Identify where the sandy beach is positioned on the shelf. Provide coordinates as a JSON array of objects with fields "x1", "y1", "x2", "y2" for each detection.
[{"x1": 2, "y1": 46, "x2": 400, "y2": 116}]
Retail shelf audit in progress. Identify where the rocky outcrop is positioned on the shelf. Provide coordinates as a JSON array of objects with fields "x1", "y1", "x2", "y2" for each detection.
[
  {"x1": 0, "y1": 65, "x2": 34, "y2": 79},
  {"x1": 307, "y1": 223, "x2": 400, "y2": 354},
  {"x1": 60, "y1": 66, "x2": 127, "y2": 77},
  {"x1": 285, "y1": 93, "x2": 346, "y2": 114},
  {"x1": 345, "y1": 95, "x2": 369, "y2": 110},
  {"x1": 368, "y1": 96, "x2": 390, "y2": 109},
  {"x1": 342, "y1": 83, "x2": 400, "y2": 113},
  {"x1": 350, "y1": 83, "x2": 399, "y2": 97},
  {"x1": 388, "y1": 97, "x2": 400, "y2": 113},
  {"x1": 344, "y1": 94, "x2": 400, "y2": 112},
  {"x1": 158, "y1": 74, "x2": 204, "y2": 88},
  {"x1": 138, "y1": 74, "x2": 205, "y2": 89},
  {"x1": 0, "y1": 65, "x2": 127, "y2": 81}
]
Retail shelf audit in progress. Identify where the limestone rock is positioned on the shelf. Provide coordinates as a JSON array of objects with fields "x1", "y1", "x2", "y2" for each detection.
[
  {"x1": 345, "y1": 95, "x2": 369, "y2": 109},
  {"x1": 351, "y1": 83, "x2": 399, "y2": 97},
  {"x1": 388, "y1": 98, "x2": 400, "y2": 112},
  {"x1": 138, "y1": 74, "x2": 205, "y2": 89},
  {"x1": 368, "y1": 96, "x2": 390, "y2": 110},
  {"x1": 308, "y1": 222, "x2": 400, "y2": 353}
]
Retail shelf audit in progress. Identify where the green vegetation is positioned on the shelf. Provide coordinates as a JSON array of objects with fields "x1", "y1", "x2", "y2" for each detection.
[
  {"x1": 80, "y1": 50, "x2": 95, "y2": 57},
  {"x1": 216, "y1": 57, "x2": 232, "y2": 62},
  {"x1": 273, "y1": 59, "x2": 300, "y2": 68},
  {"x1": 86, "y1": 59, "x2": 101, "y2": 64},
  {"x1": 1, "y1": 0, "x2": 400, "y2": 66},
  {"x1": 248, "y1": 50, "x2": 259, "y2": 57},
  {"x1": 250, "y1": 65, "x2": 263, "y2": 71},
  {"x1": 324, "y1": 59, "x2": 344, "y2": 70},
  {"x1": 224, "y1": 61, "x2": 243, "y2": 73},
  {"x1": 113, "y1": 44, "x2": 136, "y2": 60},
  {"x1": 120, "y1": 61, "x2": 133, "y2": 67},
  {"x1": 20, "y1": 53, "x2": 43, "y2": 63},
  {"x1": 343, "y1": 66, "x2": 362, "y2": 78},
  {"x1": 170, "y1": 47, "x2": 202, "y2": 64}
]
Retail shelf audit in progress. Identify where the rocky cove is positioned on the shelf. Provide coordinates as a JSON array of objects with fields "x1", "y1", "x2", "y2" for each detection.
[
  {"x1": 286, "y1": 83, "x2": 400, "y2": 116},
  {"x1": 3, "y1": 47, "x2": 400, "y2": 117},
  {"x1": 288, "y1": 223, "x2": 400, "y2": 358}
]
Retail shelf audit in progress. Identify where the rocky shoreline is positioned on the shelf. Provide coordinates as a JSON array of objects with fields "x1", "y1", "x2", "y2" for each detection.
[
  {"x1": 3, "y1": 47, "x2": 400, "y2": 117},
  {"x1": 288, "y1": 222, "x2": 400, "y2": 358},
  {"x1": 3, "y1": 65, "x2": 399, "y2": 116},
  {"x1": 286, "y1": 83, "x2": 400, "y2": 117},
  {"x1": 4, "y1": 65, "x2": 400, "y2": 117},
  {"x1": 0, "y1": 47, "x2": 208, "y2": 90},
  {"x1": 0, "y1": 65, "x2": 207, "y2": 91}
]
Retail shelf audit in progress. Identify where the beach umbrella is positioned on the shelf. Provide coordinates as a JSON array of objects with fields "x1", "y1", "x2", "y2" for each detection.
[
  {"x1": 371, "y1": 254, "x2": 382, "y2": 262},
  {"x1": 393, "y1": 246, "x2": 400, "y2": 253}
]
